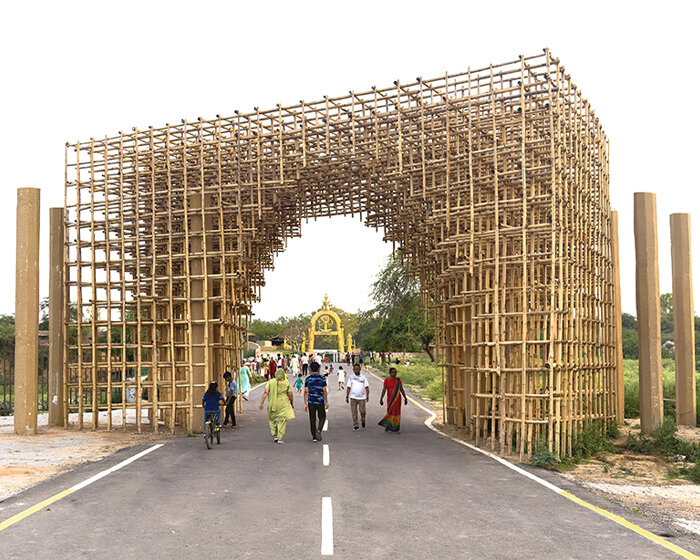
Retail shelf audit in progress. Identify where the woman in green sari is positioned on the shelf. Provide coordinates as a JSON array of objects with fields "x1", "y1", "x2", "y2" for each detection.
[{"x1": 259, "y1": 370, "x2": 295, "y2": 443}]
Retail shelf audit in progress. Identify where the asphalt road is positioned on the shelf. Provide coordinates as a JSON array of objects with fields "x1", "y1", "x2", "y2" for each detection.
[{"x1": 1, "y1": 364, "x2": 698, "y2": 559}]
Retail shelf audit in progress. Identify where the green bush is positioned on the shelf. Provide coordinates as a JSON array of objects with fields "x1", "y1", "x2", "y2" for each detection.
[
  {"x1": 626, "y1": 417, "x2": 700, "y2": 462},
  {"x1": 571, "y1": 423, "x2": 615, "y2": 460},
  {"x1": 688, "y1": 461, "x2": 700, "y2": 484},
  {"x1": 530, "y1": 449, "x2": 560, "y2": 470}
]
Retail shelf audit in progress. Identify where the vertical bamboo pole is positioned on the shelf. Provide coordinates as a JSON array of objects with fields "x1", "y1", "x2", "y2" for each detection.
[
  {"x1": 611, "y1": 211, "x2": 624, "y2": 423},
  {"x1": 634, "y1": 192, "x2": 663, "y2": 433},
  {"x1": 49, "y1": 207, "x2": 65, "y2": 426},
  {"x1": 670, "y1": 213, "x2": 696, "y2": 426},
  {"x1": 15, "y1": 188, "x2": 40, "y2": 435}
]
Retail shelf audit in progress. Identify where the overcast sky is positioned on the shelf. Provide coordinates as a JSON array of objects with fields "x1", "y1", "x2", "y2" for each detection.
[{"x1": 1, "y1": 0, "x2": 698, "y2": 320}]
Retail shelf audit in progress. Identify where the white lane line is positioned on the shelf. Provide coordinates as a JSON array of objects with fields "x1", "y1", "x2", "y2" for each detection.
[
  {"x1": 323, "y1": 418, "x2": 328, "y2": 431},
  {"x1": 71, "y1": 443, "x2": 165, "y2": 491},
  {"x1": 321, "y1": 496, "x2": 334, "y2": 556},
  {"x1": 323, "y1": 444, "x2": 330, "y2": 466},
  {"x1": 0, "y1": 443, "x2": 164, "y2": 532}
]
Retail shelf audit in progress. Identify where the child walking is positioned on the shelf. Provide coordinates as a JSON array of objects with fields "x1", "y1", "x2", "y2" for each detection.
[
  {"x1": 295, "y1": 373, "x2": 304, "y2": 395},
  {"x1": 337, "y1": 366, "x2": 346, "y2": 390}
]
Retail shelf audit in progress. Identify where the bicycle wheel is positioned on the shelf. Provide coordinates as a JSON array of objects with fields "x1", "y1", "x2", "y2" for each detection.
[{"x1": 205, "y1": 421, "x2": 212, "y2": 449}]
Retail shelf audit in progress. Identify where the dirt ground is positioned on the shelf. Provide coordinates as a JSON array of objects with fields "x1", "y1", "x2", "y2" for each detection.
[{"x1": 0, "y1": 426, "x2": 167, "y2": 501}]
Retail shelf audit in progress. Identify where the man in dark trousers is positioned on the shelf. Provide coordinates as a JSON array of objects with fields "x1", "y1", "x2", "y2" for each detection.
[
  {"x1": 222, "y1": 371, "x2": 237, "y2": 428},
  {"x1": 304, "y1": 361, "x2": 328, "y2": 442}
]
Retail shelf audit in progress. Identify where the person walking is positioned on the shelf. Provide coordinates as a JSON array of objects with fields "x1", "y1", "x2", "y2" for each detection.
[
  {"x1": 337, "y1": 366, "x2": 346, "y2": 390},
  {"x1": 345, "y1": 352, "x2": 351, "y2": 365},
  {"x1": 259, "y1": 370, "x2": 295, "y2": 444},
  {"x1": 378, "y1": 367, "x2": 408, "y2": 433},
  {"x1": 346, "y1": 363, "x2": 369, "y2": 430},
  {"x1": 268, "y1": 355, "x2": 277, "y2": 380},
  {"x1": 291, "y1": 354, "x2": 300, "y2": 375},
  {"x1": 304, "y1": 361, "x2": 328, "y2": 442},
  {"x1": 239, "y1": 361, "x2": 252, "y2": 401},
  {"x1": 301, "y1": 353, "x2": 309, "y2": 376},
  {"x1": 222, "y1": 371, "x2": 238, "y2": 428}
]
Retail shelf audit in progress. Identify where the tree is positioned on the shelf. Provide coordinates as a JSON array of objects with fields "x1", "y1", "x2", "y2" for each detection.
[{"x1": 357, "y1": 254, "x2": 436, "y2": 361}]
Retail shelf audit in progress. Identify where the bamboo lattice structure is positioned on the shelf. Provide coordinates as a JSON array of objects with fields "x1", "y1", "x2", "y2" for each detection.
[{"x1": 64, "y1": 50, "x2": 615, "y2": 456}]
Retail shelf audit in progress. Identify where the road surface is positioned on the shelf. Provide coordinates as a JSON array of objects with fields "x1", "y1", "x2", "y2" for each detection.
[{"x1": 1, "y1": 364, "x2": 697, "y2": 559}]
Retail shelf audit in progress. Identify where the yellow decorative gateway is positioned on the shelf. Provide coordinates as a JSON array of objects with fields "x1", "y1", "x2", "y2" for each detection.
[{"x1": 307, "y1": 295, "x2": 345, "y2": 353}]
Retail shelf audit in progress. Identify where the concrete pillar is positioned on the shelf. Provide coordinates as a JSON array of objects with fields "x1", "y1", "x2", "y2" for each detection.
[
  {"x1": 634, "y1": 193, "x2": 663, "y2": 433},
  {"x1": 48, "y1": 208, "x2": 65, "y2": 426},
  {"x1": 670, "y1": 213, "x2": 696, "y2": 426},
  {"x1": 611, "y1": 211, "x2": 625, "y2": 423},
  {"x1": 14, "y1": 188, "x2": 40, "y2": 435}
]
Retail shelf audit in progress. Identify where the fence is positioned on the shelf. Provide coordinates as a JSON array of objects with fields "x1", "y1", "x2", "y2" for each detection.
[{"x1": 0, "y1": 354, "x2": 49, "y2": 416}]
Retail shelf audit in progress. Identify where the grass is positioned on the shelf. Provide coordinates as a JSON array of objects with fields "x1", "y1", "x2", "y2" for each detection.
[
  {"x1": 372, "y1": 355, "x2": 443, "y2": 402},
  {"x1": 623, "y1": 358, "x2": 700, "y2": 424}
]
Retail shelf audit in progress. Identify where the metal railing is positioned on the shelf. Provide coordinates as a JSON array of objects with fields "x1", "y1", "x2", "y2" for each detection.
[{"x1": 0, "y1": 354, "x2": 49, "y2": 416}]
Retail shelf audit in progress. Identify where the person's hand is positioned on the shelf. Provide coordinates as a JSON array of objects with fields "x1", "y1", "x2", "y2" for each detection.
[
  {"x1": 380, "y1": 399, "x2": 383, "y2": 406},
  {"x1": 258, "y1": 402, "x2": 264, "y2": 410},
  {"x1": 404, "y1": 398, "x2": 408, "y2": 405},
  {"x1": 345, "y1": 397, "x2": 349, "y2": 403},
  {"x1": 325, "y1": 403, "x2": 329, "y2": 410},
  {"x1": 304, "y1": 404, "x2": 308, "y2": 412}
]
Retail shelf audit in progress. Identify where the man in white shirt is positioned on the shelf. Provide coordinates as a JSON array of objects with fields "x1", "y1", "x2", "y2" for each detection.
[
  {"x1": 345, "y1": 364, "x2": 370, "y2": 430},
  {"x1": 301, "y1": 353, "x2": 309, "y2": 376}
]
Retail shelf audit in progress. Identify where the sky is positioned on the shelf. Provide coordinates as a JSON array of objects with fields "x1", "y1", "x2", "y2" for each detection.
[{"x1": 0, "y1": 0, "x2": 698, "y2": 320}]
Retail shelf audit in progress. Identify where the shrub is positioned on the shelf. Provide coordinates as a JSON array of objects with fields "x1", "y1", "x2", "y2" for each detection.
[
  {"x1": 626, "y1": 417, "x2": 700, "y2": 463},
  {"x1": 688, "y1": 462, "x2": 700, "y2": 484},
  {"x1": 571, "y1": 423, "x2": 615, "y2": 460},
  {"x1": 530, "y1": 449, "x2": 560, "y2": 470}
]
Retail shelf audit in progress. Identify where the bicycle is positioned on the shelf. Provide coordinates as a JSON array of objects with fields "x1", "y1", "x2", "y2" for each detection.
[{"x1": 204, "y1": 410, "x2": 222, "y2": 449}]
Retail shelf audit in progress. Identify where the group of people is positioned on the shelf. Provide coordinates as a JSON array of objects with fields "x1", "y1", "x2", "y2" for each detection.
[
  {"x1": 258, "y1": 362, "x2": 408, "y2": 443},
  {"x1": 202, "y1": 353, "x2": 409, "y2": 445}
]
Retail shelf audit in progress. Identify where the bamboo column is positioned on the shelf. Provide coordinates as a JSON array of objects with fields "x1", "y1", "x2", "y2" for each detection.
[
  {"x1": 670, "y1": 213, "x2": 696, "y2": 426},
  {"x1": 611, "y1": 211, "x2": 625, "y2": 423},
  {"x1": 634, "y1": 193, "x2": 663, "y2": 433},
  {"x1": 14, "y1": 188, "x2": 40, "y2": 435},
  {"x1": 48, "y1": 208, "x2": 65, "y2": 426}
]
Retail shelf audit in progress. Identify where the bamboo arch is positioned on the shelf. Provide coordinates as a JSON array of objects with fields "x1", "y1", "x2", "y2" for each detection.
[{"x1": 63, "y1": 50, "x2": 616, "y2": 458}]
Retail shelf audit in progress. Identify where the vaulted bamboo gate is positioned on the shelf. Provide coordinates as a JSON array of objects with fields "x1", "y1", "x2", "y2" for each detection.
[{"x1": 64, "y1": 50, "x2": 616, "y2": 457}]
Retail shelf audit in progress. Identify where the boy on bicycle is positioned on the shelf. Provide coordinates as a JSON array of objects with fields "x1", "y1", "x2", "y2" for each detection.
[{"x1": 202, "y1": 381, "x2": 225, "y2": 435}]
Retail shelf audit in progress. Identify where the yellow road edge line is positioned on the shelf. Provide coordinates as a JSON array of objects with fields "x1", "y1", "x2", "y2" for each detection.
[
  {"x1": 559, "y1": 491, "x2": 699, "y2": 560},
  {"x1": 367, "y1": 368, "x2": 699, "y2": 559},
  {"x1": 0, "y1": 443, "x2": 164, "y2": 534},
  {"x1": 0, "y1": 488, "x2": 76, "y2": 532}
]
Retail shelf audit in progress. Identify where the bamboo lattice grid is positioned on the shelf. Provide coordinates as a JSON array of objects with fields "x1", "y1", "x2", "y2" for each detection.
[{"x1": 64, "y1": 49, "x2": 615, "y2": 456}]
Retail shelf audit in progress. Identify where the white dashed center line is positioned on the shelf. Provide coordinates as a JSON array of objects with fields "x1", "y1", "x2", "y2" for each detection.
[
  {"x1": 323, "y1": 444, "x2": 330, "y2": 466},
  {"x1": 323, "y1": 418, "x2": 328, "y2": 431},
  {"x1": 321, "y1": 496, "x2": 334, "y2": 555}
]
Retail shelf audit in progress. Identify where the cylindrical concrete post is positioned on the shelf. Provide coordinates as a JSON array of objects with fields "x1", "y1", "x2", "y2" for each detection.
[
  {"x1": 14, "y1": 188, "x2": 40, "y2": 435},
  {"x1": 670, "y1": 213, "x2": 696, "y2": 426},
  {"x1": 611, "y1": 211, "x2": 625, "y2": 424},
  {"x1": 49, "y1": 208, "x2": 65, "y2": 426},
  {"x1": 634, "y1": 192, "x2": 663, "y2": 433}
]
